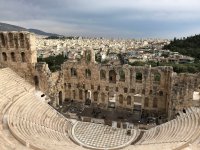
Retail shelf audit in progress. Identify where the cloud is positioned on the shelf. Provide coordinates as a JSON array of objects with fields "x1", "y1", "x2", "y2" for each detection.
[{"x1": 1, "y1": 0, "x2": 200, "y2": 38}]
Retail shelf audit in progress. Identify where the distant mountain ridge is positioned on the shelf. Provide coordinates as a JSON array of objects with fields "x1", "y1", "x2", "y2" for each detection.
[{"x1": 0, "y1": 22, "x2": 60, "y2": 36}]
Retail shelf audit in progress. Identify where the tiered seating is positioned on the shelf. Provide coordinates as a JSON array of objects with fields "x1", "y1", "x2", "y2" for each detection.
[
  {"x1": 123, "y1": 107, "x2": 200, "y2": 150},
  {"x1": 0, "y1": 68, "x2": 82, "y2": 150},
  {"x1": 1, "y1": 67, "x2": 200, "y2": 150}
]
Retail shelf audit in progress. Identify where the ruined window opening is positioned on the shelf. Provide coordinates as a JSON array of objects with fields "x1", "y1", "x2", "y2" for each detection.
[
  {"x1": 119, "y1": 94, "x2": 123, "y2": 104},
  {"x1": 19, "y1": 33, "x2": 24, "y2": 48},
  {"x1": 106, "y1": 86, "x2": 109, "y2": 91},
  {"x1": 91, "y1": 84, "x2": 94, "y2": 89},
  {"x1": 79, "y1": 89, "x2": 83, "y2": 100},
  {"x1": 21, "y1": 52, "x2": 26, "y2": 62},
  {"x1": 136, "y1": 72, "x2": 142, "y2": 82},
  {"x1": 124, "y1": 88, "x2": 128, "y2": 93},
  {"x1": 109, "y1": 70, "x2": 117, "y2": 83},
  {"x1": 154, "y1": 73, "x2": 161, "y2": 82},
  {"x1": 94, "y1": 92, "x2": 98, "y2": 101},
  {"x1": 71, "y1": 68, "x2": 77, "y2": 77},
  {"x1": 8, "y1": 33, "x2": 14, "y2": 48},
  {"x1": 85, "y1": 50, "x2": 91, "y2": 63},
  {"x1": 34, "y1": 76, "x2": 39, "y2": 88},
  {"x1": 68, "y1": 83, "x2": 71, "y2": 88},
  {"x1": 153, "y1": 98, "x2": 158, "y2": 108},
  {"x1": 77, "y1": 83, "x2": 80, "y2": 88},
  {"x1": 14, "y1": 37, "x2": 18, "y2": 49},
  {"x1": 11, "y1": 52, "x2": 16, "y2": 62},
  {"x1": 85, "y1": 69, "x2": 91, "y2": 79},
  {"x1": 73, "y1": 90, "x2": 76, "y2": 99},
  {"x1": 130, "y1": 89, "x2": 135, "y2": 93},
  {"x1": 119, "y1": 69, "x2": 125, "y2": 81},
  {"x1": 0, "y1": 33, "x2": 6, "y2": 47},
  {"x1": 115, "y1": 87, "x2": 118, "y2": 92},
  {"x1": 144, "y1": 97, "x2": 149, "y2": 107},
  {"x1": 64, "y1": 83, "x2": 67, "y2": 89},
  {"x1": 100, "y1": 70, "x2": 106, "y2": 80},
  {"x1": 127, "y1": 96, "x2": 131, "y2": 105},
  {"x1": 59, "y1": 91, "x2": 63, "y2": 105},
  {"x1": 101, "y1": 93, "x2": 105, "y2": 102},
  {"x1": 97, "y1": 85, "x2": 100, "y2": 90},
  {"x1": 149, "y1": 90, "x2": 152, "y2": 95},
  {"x1": 159, "y1": 91, "x2": 163, "y2": 96},
  {"x1": 142, "y1": 89, "x2": 145, "y2": 95},
  {"x1": 2, "y1": 52, "x2": 7, "y2": 61}
]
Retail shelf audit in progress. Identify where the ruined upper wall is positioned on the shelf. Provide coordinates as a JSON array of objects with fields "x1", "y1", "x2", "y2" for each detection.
[{"x1": 0, "y1": 31, "x2": 37, "y2": 65}]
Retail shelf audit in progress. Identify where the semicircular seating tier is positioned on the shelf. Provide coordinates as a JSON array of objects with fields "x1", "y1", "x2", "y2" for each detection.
[{"x1": 0, "y1": 67, "x2": 200, "y2": 150}]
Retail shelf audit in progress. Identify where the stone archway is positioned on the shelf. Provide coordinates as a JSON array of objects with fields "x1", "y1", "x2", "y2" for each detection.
[
  {"x1": 109, "y1": 70, "x2": 117, "y2": 83},
  {"x1": 59, "y1": 91, "x2": 63, "y2": 105},
  {"x1": 34, "y1": 76, "x2": 39, "y2": 89}
]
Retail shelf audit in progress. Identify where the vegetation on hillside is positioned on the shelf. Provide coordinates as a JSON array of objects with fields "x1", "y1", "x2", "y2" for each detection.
[
  {"x1": 37, "y1": 54, "x2": 68, "y2": 72},
  {"x1": 163, "y1": 35, "x2": 200, "y2": 61},
  {"x1": 129, "y1": 61, "x2": 200, "y2": 73}
]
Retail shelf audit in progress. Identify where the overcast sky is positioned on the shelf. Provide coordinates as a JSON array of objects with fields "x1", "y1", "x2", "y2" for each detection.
[{"x1": 1, "y1": 0, "x2": 200, "y2": 38}]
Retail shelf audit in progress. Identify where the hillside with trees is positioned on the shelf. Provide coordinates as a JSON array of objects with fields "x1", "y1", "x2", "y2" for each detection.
[{"x1": 163, "y1": 34, "x2": 200, "y2": 61}]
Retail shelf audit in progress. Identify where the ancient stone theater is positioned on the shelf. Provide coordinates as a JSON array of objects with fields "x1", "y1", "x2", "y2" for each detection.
[{"x1": 0, "y1": 31, "x2": 200, "y2": 150}]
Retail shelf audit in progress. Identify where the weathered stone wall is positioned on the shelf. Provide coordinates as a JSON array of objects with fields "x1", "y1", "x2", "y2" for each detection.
[
  {"x1": 59, "y1": 50, "x2": 173, "y2": 117},
  {"x1": 0, "y1": 31, "x2": 200, "y2": 119},
  {"x1": 168, "y1": 73, "x2": 200, "y2": 118},
  {"x1": 0, "y1": 31, "x2": 53, "y2": 96}
]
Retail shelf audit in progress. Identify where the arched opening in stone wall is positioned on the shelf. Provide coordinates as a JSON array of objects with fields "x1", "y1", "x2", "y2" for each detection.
[
  {"x1": 159, "y1": 91, "x2": 163, "y2": 96},
  {"x1": 72, "y1": 90, "x2": 76, "y2": 99},
  {"x1": 101, "y1": 93, "x2": 105, "y2": 102},
  {"x1": 109, "y1": 70, "x2": 116, "y2": 83},
  {"x1": 8, "y1": 33, "x2": 14, "y2": 48},
  {"x1": 144, "y1": 97, "x2": 149, "y2": 107},
  {"x1": 85, "y1": 69, "x2": 91, "y2": 79},
  {"x1": 14, "y1": 35, "x2": 18, "y2": 49},
  {"x1": 26, "y1": 38, "x2": 30, "y2": 50},
  {"x1": 59, "y1": 91, "x2": 63, "y2": 105},
  {"x1": 71, "y1": 68, "x2": 77, "y2": 77},
  {"x1": 136, "y1": 72, "x2": 142, "y2": 82},
  {"x1": 119, "y1": 94, "x2": 123, "y2": 104},
  {"x1": 10, "y1": 52, "x2": 16, "y2": 62},
  {"x1": 85, "y1": 50, "x2": 91, "y2": 63},
  {"x1": 153, "y1": 98, "x2": 158, "y2": 108},
  {"x1": 79, "y1": 89, "x2": 83, "y2": 100},
  {"x1": 142, "y1": 89, "x2": 145, "y2": 95},
  {"x1": 2, "y1": 52, "x2": 7, "y2": 61},
  {"x1": 126, "y1": 96, "x2": 131, "y2": 105},
  {"x1": 85, "y1": 90, "x2": 91, "y2": 105},
  {"x1": 34, "y1": 76, "x2": 39, "y2": 88},
  {"x1": 19, "y1": 33, "x2": 24, "y2": 48},
  {"x1": 0, "y1": 33, "x2": 6, "y2": 47},
  {"x1": 100, "y1": 70, "x2": 106, "y2": 80},
  {"x1": 119, "y1": 69, "x2": 125, "y2": 81},
  {"x1": 93, "y1": 91, "x2": 98, "y2": 101},
  {"x1": 154, "y1": 73, "x2": 161, "y2": 82},
  {"x1": 21, "y1": 52, "x2": 26, "y2": 62}
]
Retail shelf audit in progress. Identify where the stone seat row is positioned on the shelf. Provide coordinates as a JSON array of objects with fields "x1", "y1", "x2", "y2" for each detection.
[
  {"x1": 0, "y1": 68, "x2": 82, "y2": 150},
  {"x1": 131, "y1": 107, "x2": 200, "y2": 150}
]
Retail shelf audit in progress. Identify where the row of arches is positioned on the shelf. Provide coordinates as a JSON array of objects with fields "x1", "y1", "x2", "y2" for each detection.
[
  {"x1": 1, "y1": 52, "x2": 26, "y2": 62},
  {"x1": 144, "y1": 97, "x2": 158, "y2": 108},
  {"x1": 69, "y1": 67, "x2": 161, "y2": 83},
  {"x1": 100, "y1": 69, "x2": 161, "y2": 83},
  {"x1": 0, "y1": 33, "x2": 25, "y2": 48},
  {"x1": 61, "y1": 88, "x2": 159, "y2": 109}
]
